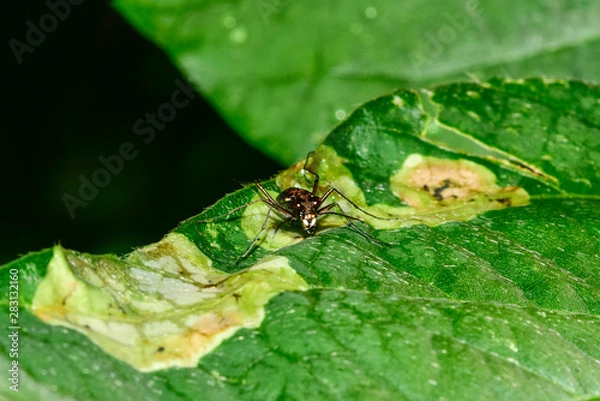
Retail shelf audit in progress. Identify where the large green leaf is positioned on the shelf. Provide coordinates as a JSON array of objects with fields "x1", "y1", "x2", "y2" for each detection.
[
  {"x1": 2, "y1": 79, "x2": 600, "y2": 400},
  {"x1": 113, "y1": 0, "x2": 600, "y2": 164}
]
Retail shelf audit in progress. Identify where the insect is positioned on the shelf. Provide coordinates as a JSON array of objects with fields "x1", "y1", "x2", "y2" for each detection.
[{"x1": 198, "y1": 153, "x2": 390, "y2": 263}]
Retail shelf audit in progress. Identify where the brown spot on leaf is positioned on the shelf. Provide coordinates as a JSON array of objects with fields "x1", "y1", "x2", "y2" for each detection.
[{"x1": 390, "y1": 154, "x2": 528, "y2": 210}]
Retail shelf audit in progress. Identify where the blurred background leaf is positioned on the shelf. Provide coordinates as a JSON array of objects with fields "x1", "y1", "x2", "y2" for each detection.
[{"x1": 114, "y1": 0, "x2": 600, "y2": 164}]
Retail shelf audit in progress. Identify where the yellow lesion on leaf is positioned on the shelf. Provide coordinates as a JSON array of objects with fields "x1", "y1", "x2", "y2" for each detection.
[
  {"x1": 32, "y1": 233, "x2": 307, "y2": 372},
  {"x1": 391, "y1": 154, "x2": 529, "y2": 210}
]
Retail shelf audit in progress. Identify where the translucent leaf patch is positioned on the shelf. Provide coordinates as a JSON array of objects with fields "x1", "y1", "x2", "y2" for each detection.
[{"x1": 31, "y1": 233, "x2": 308, "y2": 371}]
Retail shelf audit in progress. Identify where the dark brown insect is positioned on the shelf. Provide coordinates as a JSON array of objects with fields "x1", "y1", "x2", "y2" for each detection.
[{"x1": 199, "y1": 154, "x2": 388, "y2": 263}]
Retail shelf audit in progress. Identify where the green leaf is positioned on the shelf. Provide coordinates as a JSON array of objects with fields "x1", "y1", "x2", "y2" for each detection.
[
  {"x1": 113, "y1": 0, "x2": 600, "y2": 163},
  {"x1": 2, "y1": 78, "x2": 600, "y2": 400}
]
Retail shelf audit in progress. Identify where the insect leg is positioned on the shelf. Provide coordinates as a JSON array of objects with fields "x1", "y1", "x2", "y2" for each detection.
[
  {"x1": 319, "y1": 188, "x2": 395, "y2": 221},
  {"x1": 235, "y1": 182, "x2": 296, "y2": 264},
  {"x1": 319, "y1": 203, "x2": 388, "y2": 246},
  {"x1": 254, "y1": 182, "x2": 297, "y2": 217},
  {"x1": 236, "y1": 206, "x2": 273, "y2": 264}
]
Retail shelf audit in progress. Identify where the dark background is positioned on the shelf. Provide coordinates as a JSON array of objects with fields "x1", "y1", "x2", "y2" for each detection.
[{"x1": 2, "y1": 0, "x2": 282, "y2": 264}]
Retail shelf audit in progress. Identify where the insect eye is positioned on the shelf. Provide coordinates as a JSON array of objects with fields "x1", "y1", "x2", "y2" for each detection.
[{"x1": 294, "y1": 201, "x2": 302, "y2": 209}]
